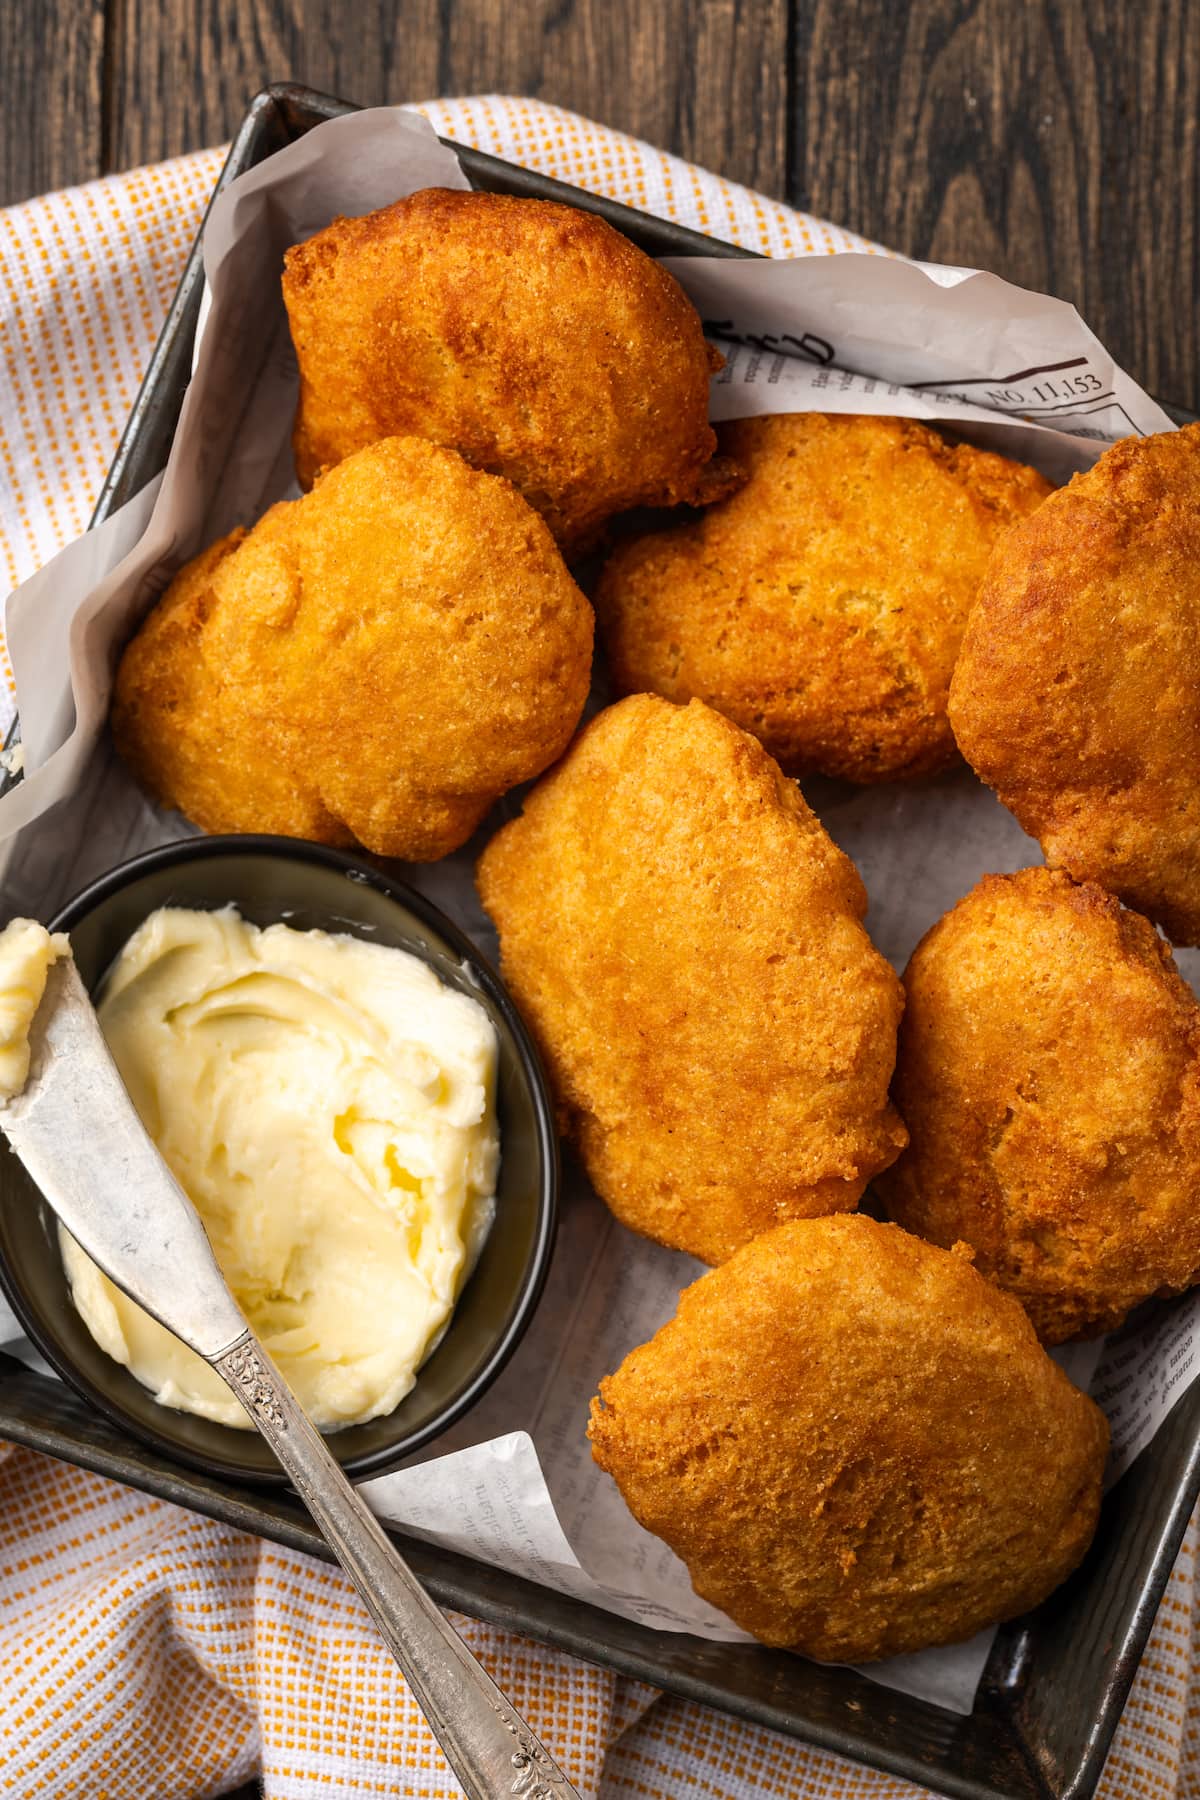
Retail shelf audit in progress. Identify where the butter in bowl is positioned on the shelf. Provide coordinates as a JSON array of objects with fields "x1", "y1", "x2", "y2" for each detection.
[{"x1": 0, "y1": 835, "x2": 557, "y2": 1484}]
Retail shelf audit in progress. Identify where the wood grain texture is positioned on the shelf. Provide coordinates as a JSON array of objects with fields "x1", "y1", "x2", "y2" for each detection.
[
  {"x1": 791, "y1": 0, "x2": 1200, "y2": 407},
  {"x1": 0, "y1": 0, "x2": 105, "y2": 205},
  {"x1": 11, "y1": 0, "x2": 1196, "y2": 401},
  {"x1": 101, "y1": 0, "x2": 788, "y2": 194}
]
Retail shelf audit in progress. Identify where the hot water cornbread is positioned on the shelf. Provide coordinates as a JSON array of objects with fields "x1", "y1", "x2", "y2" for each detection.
[
  {"x1": 476, "y1": 694, "x2": 907, "y2": 1264},
  {"x1": 113, "y1": 435, "x2": 593, "y2": 859},
  {"x1": 878, "y1": 867, "x2": 1200, "y2": 1343},
  {"x1": 588, "y1": 1216, "x2": 1108, "y2": 1661},
  {"x1": 282, "y1": 188, "x2": 735, "y2": 557},
  {"x1": 596, "y1": 413, "x2": 1052, "y2": 782},
  {"x1": 950, "y1": 425, "x2": 1200, "y2": 944}
]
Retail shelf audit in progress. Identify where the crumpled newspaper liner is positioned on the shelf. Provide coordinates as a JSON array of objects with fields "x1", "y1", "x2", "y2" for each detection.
[{"x1": 0, "y1": 105, "x2": 1193, "y2": 1718}]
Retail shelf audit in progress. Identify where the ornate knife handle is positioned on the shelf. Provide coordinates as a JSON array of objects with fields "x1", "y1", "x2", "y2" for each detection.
[{"x1": 213, "y1": 1332, "x2": 579, "y2": 1800}]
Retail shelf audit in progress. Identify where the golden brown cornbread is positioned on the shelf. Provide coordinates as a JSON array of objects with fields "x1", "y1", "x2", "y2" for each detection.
[
  {"x1": 589, "y1": 1215, "x2": 1108, "y2": 1661},
  {"x1": 113, "y1": 435, "x2": 593, "y2": 859},
  {"x1": 282, "y1": 187, "x2": 734, "y2": 557},
  {"x1": 595, "y1": 412, "x2": 1051, "y2": 782},
  {"x1": 949, "y1": 425, "x2": 1200, "y2": 944},
  {"x1": 878, "y1": 866, "x2": 1200, "y2": 1342},
  {"x1": 476, "y1": 694, "x2": 907, "y2": 1263}
]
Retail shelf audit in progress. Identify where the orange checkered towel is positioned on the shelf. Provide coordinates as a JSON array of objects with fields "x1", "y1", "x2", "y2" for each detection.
[{"x1": 0, "y1": 96, "x2": 1197, "y2": 1799}]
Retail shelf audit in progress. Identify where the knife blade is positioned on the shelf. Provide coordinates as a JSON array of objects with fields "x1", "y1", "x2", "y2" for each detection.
[{"x1": 0, "y1": 948, "x2": 582, "y2": 1800}]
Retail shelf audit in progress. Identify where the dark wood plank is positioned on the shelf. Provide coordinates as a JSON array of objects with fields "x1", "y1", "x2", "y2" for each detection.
[
  {"x1": 8, "y1": 0, "x2": 1199, "y2": 408},
  {"x1": 102, "y1": 0, "x2": 787, "y2": 196},
  {"x1": 0, "y1": 0, "x2": 105, "y2": 205},
  {"x1": 791, "y1": 0, "x2": 1200, "y2": 409}
]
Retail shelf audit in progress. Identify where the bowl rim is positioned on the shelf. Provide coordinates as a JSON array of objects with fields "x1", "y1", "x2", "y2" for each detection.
[{"x1": 0, "y1": 832, "x2": 560, "y2": 1484}]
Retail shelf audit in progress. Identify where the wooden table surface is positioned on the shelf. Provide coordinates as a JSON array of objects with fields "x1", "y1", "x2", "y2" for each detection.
[{"x1": 3, "y1": 0, "x2": 1198, "y2": 411}]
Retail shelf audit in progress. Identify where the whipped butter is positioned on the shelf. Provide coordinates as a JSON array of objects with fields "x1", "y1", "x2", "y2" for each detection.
[
  {"x1": 0, "y1": 917, "x2": 70, "y2": 1099},
  {"x1": 60, "y1": 906, "x2": 500, "y2": 1430}
]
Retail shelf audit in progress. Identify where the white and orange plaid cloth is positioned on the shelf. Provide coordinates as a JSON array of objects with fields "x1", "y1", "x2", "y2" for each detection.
[{"x1": 0, "y1": 96, "x2": 1197, "y2": 1799}]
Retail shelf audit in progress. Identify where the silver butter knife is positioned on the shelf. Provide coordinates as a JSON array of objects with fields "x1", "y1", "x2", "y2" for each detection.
[{"x1": 1, "y1": 956, "x2": 579, "y2": 1800}]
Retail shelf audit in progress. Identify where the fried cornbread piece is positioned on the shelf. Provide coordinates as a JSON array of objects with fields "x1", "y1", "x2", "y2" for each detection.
[
  {"x1": 282, "y1": 188, "x2": 733, "y2": 557},
  {"x1": 589, "y1": 1216, "x2": 1107, "y2": 1660},
  {"x1": 476, "y1": 695, "x2": 907, "y2": 1263},
  {"x1": 113, "y1": 436, "x2": 593, "y2": 859},
  {"x1": 595, "y1": 413, "x2": 1051, "y2": 782},
  {"x1": 878, "y1": 866, "x2": 1200, "y2": 1343},
  {"x1": 949, "y1": 426, "x2": 1200, "y2": 943}
]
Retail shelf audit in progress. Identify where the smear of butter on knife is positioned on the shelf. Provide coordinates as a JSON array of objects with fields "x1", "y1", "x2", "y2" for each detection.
[{"x1": 0, "y1": 918, "x2": 71, "y2": 1100}]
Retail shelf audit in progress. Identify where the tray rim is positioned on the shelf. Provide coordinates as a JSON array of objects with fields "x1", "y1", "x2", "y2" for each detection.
[{"x1": 1, "y1": 79, "x2": 1197, "y2": 1800}]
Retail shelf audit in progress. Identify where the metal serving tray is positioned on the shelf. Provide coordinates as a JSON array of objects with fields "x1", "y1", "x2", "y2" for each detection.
[{"x1": 1, "y1": 83, "x2": 1197, "y2": 1800}]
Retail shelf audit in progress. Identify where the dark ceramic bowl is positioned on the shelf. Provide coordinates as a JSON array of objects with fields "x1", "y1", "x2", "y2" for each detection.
[{"x1": 0, "y1": 836, "x2": 558, "y2": 1484}]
